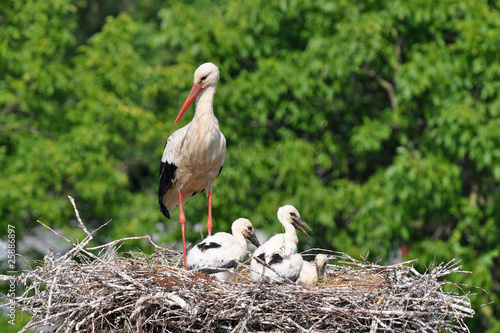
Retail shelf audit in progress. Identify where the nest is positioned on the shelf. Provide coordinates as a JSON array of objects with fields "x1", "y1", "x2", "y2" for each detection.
[{"x1": 1, "y1": 199, "x2": 477, "y2": 332}]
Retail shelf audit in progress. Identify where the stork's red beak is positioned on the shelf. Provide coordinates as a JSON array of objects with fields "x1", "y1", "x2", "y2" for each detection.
[{"x1": 174, "y1": 83, "x2": 203, "y2": 125}]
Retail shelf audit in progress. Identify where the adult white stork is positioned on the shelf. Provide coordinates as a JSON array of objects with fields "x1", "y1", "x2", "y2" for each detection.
[
  {"x1": 186, "y1": 218, "x2": 260, "y2": 281},
  {"x1": 250, "y1": 205, "x2": 312, "y2": 283},
  {"x1": 297, "y1": 254, "x2": 327, "y2": 286},
  {"x1": 159, "y1": 62, "x2": 226, "y2": 270}
]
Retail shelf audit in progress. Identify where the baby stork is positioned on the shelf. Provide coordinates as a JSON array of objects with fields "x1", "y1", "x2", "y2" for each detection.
[
  {"x1": 297, "y1": 254, "x2": 327, "y2": 286},
  {"x1": 186, "y1": 218, "x2": 260, "y2": 281},
  {"x1": 251, "y1": 205, "x2": 312, "y2": 283}
]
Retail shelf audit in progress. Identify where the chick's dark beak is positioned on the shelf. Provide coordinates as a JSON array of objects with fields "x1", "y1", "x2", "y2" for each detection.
[
  {"x1": 246, "y1": 232, "x2": 261, "y2": 247},
  {"x1": 316, "y1": 264, "x2": 326, "y2": 279},
  {"x1": 291, "y1": 217, "x2": 313, "y2": 236}
]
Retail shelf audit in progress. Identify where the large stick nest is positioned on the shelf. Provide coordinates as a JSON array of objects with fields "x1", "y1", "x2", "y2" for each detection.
[
  {"x1": 1, "y1": 199, "x2": 477, "y2": 332},
  {"x1": 4, "y1": 237, "x2": 476, "y2": 332}
]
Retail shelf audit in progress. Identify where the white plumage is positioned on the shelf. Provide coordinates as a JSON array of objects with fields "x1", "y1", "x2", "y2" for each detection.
[
  {"x1": 187, "y1": 218, "x2": 260, "y2": 281},
  {"x1": 251, "y1": 205, "x2": 312, "y2": 283},
  {"x1": 254, "y1": 253, "x2": 304, "y2": 283},
  {"x1": 297, "y1": 254, "x2": 327, "y2": 286},
  {"x1": 158, "y1": 62, "x2": 226, "y2": 270}
]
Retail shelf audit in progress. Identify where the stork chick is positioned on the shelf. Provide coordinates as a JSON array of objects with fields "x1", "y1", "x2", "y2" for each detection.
[
  {"x1": 187, "y1": 218, "x2": 260, "y2": 281},
  {"x1": 251, "y1": 205, "x2": 312, "y2": 283},
  {"x1": 297, "y1": 254, "x2": 327, "y2": 286}
]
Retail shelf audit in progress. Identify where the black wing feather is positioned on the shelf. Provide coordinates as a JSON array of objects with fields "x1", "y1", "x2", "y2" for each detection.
[
  {"x1": 256, "y1": 253, "x2": 266, "y2": 262},
  {"x1": 197, "y1": 241, "x2": 222, "y2": 252},
  {"x1": 268, "y1": 253, "x2": 284, "y2": 265},
  {"x1": 158, "y1": 159, "x2": 177, "y2": 219}
]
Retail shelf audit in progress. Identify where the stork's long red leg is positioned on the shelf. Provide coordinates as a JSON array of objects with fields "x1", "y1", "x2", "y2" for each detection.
[
  {"x1": 207, "y1": 190, "x2": 213, "y2": 236},
  {"x1": 178, "y1": 189, "x2": 188, "y2": 271}
]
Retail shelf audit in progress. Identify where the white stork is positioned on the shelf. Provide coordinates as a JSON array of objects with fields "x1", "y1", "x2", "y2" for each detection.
[
  {"x1": 186, "y1": 218, "x2": 260, "y2": 281},
  {"x1": 159, "y1": 62, "x2": 226, "y2": 270},
  {"x1": 253, "y1": 253, "x2": 305, "y2": 283},
  {"x1": 297, "y1": 254, "x2": 327, "y2": 286},
  {"x1": 250, "y1": 205, "x2": 312, "y2": 283}
]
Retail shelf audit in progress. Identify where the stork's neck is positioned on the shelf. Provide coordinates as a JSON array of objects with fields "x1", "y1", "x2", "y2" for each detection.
[
  {"x1": 282, "y1": 221, "x2": 299, "y2": 245},
  {"x1": 232, "y1": 230, "x2": 247, "y2": 251},
  {"x1": 193, "y1": 86, "x2": 217, "y2": 123}
]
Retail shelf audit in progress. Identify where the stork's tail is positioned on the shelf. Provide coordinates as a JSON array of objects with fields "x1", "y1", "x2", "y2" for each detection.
[{"x1": 160, "y1": 203, "x2": 171, "y2": 219}]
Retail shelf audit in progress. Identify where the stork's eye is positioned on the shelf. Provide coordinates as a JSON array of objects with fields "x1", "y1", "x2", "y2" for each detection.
[
  {"x1": 200, "y1": 75, "x2": 208, "y2": 83},
  {"x1": 290, "y1": 212, "x2": 297, "y2": 218},
  {"x1": 247, "y1": 226, "x2": 253, "y2": 231}
]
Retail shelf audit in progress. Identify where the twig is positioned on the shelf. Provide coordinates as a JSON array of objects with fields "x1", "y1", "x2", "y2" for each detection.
[
  {"x1": 37, "y1": 220, "x2": 73, "y2": 244},
  {"x1": 68, "y1": 195, "x2": 91, "y2": 238}
]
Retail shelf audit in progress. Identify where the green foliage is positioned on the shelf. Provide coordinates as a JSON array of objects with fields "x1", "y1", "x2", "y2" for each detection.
[
  {"x1": 0, "y1": 310, "x2": 30, "y2": 333},
  {"x1": 1, "y1": 0, "x2": 499, "y2": 330}
]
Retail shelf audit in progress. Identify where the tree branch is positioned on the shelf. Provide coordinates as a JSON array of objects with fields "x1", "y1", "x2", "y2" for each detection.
[{"x1": 363, "y1": 65, "x2": 398, "y2": 111}]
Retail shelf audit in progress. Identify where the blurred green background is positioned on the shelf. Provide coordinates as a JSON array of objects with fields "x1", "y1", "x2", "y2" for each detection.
[{"x1": 1, "y1": 0, "x2": 499, "y2": 331}]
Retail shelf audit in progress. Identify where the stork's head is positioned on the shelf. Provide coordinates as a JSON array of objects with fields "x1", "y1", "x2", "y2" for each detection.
[
  {"x1": 174, "y1": 62, "x2": 220, "y2": 125},
  {"x1": 277, "y1": 205, "x2": 313, "y2": 236},
  {"x1": 193, "y1": 62, "x2": 220, "y2": 89},
  {"x1": 232, "y1": 218, "x2": 261, "y2": 248},
  {"x1": 315, "y1": 254, "x2": 327, "y2": 280}
]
